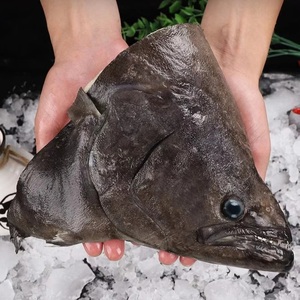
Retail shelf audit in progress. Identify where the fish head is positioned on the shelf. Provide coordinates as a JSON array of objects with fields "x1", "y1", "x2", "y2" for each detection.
[
  {"x1": 7, "y1": 23, "x2": 294, "y2": 273},
  {"x1": 130, "y1": 99, "x2": 293, "y2": 272},
  {"x1": 105, "y1": 23, "x2": 292, "y2": 271}
]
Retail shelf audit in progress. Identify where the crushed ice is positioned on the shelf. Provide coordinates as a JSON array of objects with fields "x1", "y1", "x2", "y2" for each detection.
[{"x1": 0, "y1": 75, "x2": 300, "y2": 299}]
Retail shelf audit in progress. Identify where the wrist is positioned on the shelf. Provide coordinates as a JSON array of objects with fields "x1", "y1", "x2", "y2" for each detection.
[
  {"x1": 201, "y1": 0, "x2": 283, "y2": 83},
  {"x1": 41, "y1": 0, "x2": 124, "y2": 63},
  {"x1": 40, "y1": 0, "x2": 127, "y2": 87}
]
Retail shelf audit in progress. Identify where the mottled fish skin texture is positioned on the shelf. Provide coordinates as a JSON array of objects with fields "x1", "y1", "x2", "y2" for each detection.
[{"x1": 7, "y1": 24, "x2": 293, "y2": 273}]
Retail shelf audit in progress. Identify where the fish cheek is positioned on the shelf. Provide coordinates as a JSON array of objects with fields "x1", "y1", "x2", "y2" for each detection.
[
  {"x1": 88, "y1": 91, "x2": 182, "y2": 248},
  {"x1": 131, "y1": 142, "x2": 223, "y2": 251}
]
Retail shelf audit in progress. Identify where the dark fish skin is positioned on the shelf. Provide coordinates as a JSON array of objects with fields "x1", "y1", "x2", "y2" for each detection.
[{"x1": 7, "y1": 24, "x2": 293, "y2": 272}]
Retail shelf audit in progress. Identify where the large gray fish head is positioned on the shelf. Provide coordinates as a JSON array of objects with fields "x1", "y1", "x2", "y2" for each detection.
[
  {"x1": 7, "y1": 24, "x2": 293, "y2": 273},
  {"x1": 131, "y1": 125, "x2": 294, "y2": 272},
  {"x1": 86, "y1": 24, "x2": 293, "y2": 272}
]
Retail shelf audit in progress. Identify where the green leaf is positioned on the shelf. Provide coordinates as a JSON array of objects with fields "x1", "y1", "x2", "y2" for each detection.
[
  {"x1": 269, "y1": 33, "x2": 300, "y2": 58},
  {"x1": 163, "y1": 18, "x2": 174, "y2": 26},
  {"x1": 132, "y1": 22, "x2": 139, "y2": 30},
  {"x1": 181, "y1": 7, "x2": 195, "y2": 16},
  {"x1": 137, "y1": 19, "x2": 145, "y2": 29},
  {"x1": 188, "y1": 16, "x2": 199, "y2": 23},
  {"x1": 188, "y1": 0, "x2": 198, "y2": 5},
  {"x1": 122, "y1": 0, "x2": 209, "y2": 41},
  {"x1": 149, "y1": 21, "x2": 160, "y2": 32},
  {"x1": 157, "y1": 13, "x2": 171, "y2": 25},
  {"x1": 137, "y1": 30, "x2": 147, "y2": 40},
  {"x1": 174, "y1": 13, "x2": 187, "y2": 24},
  {"x1": 141, "y1": 17, "x2": 149, "y2": 25},
  {"x1": 199, "y1": 0, "x2": 208, "y2": 10},
  {"x1": 169, "y1": 1, "x2": 182, "y2": 14},
  {"x1": 125, "y1": 27, "x2": 136, "y2": 38},
  {"x1": 159, "y1": 0, "x2": 173, "y2": 9}
]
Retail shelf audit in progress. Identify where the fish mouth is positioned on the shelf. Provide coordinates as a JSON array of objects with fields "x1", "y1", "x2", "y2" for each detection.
[{"x1": 197, "y1": 224, "x2": 294, "y2": 272}]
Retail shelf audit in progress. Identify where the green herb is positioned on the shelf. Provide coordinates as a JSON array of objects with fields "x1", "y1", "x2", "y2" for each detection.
[
  {"x1": 269, "y1": 33, "x2": 300, "y2": 58},
  {"x1": 122, "y1": 0, "x2": 300, "y2": 59},
  {"x1": 122, "y1": 0, "x2": 207, "y2": 41}
]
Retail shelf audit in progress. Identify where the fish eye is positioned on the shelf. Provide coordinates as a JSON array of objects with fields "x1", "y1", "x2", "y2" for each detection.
[{"x1": 221, "y1": 197, "x2": 245, "y2": 220}]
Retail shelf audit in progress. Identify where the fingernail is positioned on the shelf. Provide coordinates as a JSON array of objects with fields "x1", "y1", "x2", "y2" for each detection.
[
  {"x1": 159, "y1": 251, "x2": 178, "y2": 265},
  {"x1": 83, "y1": 242, "x2": 103, "y2": 257},
  {"x1": 180, "y1": 256, "x2": 196, "y2": 267},
  {"x1": 104, "y1": 242, "x2": 124, "y2": 261}
]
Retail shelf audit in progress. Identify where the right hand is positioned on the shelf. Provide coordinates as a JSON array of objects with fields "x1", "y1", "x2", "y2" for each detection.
[
  {"x1": 201, "y1": 0, "x2": 283, "y2": 178},
  {"x1": 219, "y1": 69, "x2": 270, "y2": 179}
]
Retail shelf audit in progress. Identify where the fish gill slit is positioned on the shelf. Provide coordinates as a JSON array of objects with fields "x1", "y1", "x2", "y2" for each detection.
[
  {"x1": 129, "y1": 131, "x2": 175, "y2": 250},
  {"x1": 131, "y1": 131, "x2": 175, "y2": 182},
  {"x1": 129, "y1": 185, "x2": 169, "y2": 250}
]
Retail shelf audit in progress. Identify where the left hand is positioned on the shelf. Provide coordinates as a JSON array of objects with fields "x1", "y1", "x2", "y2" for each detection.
[
  {"x1": 36, "y1": 52, "x2": 196, "y2": 267},
  {"x1": 34, "y1": 32, "x2": 196, "y2": 266},
  {"x1": 35, "y1": 36, "x2": 130, "y2": 261},
  {"x1": 37, "y1": 0, "x2": 197, "y2": 267}
]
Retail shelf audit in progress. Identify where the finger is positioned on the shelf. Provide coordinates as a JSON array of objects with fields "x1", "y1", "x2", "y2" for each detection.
[
  {"x1": 83, "y1": 242, "x2": 103, "y2": 257},
  {"x1": 179, "y1": 256, "x2": 196, "y2": 267},
  {"x1": 103, "y1": 239, "x2": 125, "y2": 261},
  {"x1": 158, "y1": 250, "x2": 178, "y2": 265}
]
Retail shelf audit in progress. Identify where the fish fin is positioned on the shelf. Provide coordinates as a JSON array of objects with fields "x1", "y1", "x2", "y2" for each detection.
[
  {"x1": 68, "y1": 88, "x2": 100, "y2": 122},
  {"x1": 9, "y1": 224, "x2": 25, "y2": 253}
]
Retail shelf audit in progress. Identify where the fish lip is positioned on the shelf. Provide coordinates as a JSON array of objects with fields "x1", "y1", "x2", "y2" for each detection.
[
  {"x1": 197, "y1": 224, "x2": 294, "y2": 271},
  {"x1": 199, "y1": 224, "x2": 292, "y2": 247}
]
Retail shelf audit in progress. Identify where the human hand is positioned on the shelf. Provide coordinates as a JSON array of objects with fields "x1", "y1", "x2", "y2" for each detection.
[
  {"x1": 35, "y1": 38, "x2": 131, "y2": 260},
  {"x1": 37, "y1": 0, "x2": 196, "y2": 267},
  {"x1": 36, "y1": 44, "x2": 197, "y2": 267},
  {"x1": 160, "y1": 0, "x2": 283, "y2": 267},
  {"x1": 37, "y1": 0, "x2": 128, "y2": 150},
  {"x1": 201, "y1": 0, "x2": 283, "y2": 179},
  {"x1": 37, "y1": 0, "x2": 131, "y2": 262},
  {"x1": 220, "y1": 70, "x2": 270, "y2": 179}
]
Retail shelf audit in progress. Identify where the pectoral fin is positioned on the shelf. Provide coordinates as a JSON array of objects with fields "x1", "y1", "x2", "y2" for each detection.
[{"x1": 68, "y1": 88, "x2": 100, "y2": 123}]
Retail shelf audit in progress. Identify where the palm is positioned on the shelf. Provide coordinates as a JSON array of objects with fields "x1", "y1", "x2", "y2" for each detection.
[
  {"x1": 222, "y1": 71, "x2": 270, "y2": 179},
  {"x1": 35, "y1": 42, "x2": 129, "y2": 261},
  {"x1": 36, "y1": 64, "x2": 82, "y2": 149}
]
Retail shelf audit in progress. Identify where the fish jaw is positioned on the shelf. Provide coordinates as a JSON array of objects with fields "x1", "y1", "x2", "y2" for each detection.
[{"x1": 196, "y1": 223, "x2": 293, "y2": 272}]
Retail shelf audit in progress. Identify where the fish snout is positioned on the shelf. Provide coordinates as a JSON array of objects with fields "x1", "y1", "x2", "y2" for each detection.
[{"x1": 197, "y1": 223, "x2": 294, "y2": 272}]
